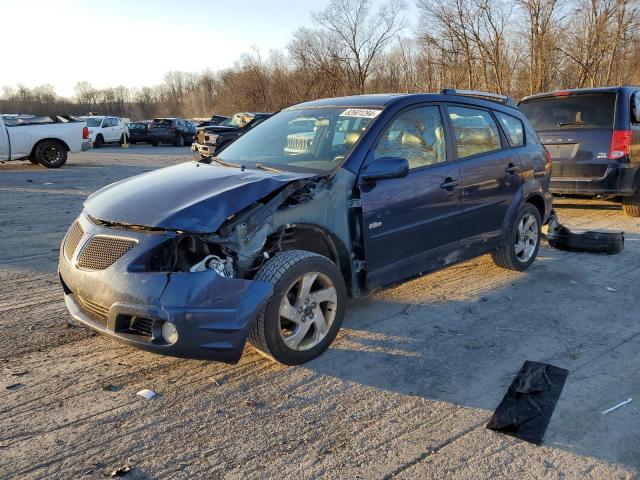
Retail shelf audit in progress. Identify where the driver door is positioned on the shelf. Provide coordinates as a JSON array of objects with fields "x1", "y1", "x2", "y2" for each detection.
[{"x1": 358, "y1": 104, "x2": 462, "y2": 290}]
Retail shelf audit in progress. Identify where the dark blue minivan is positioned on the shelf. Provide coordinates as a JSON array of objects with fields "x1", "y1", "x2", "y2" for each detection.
[
  {"x1": 59, "y1": 90, "x2": 552, "y2": 365},
  {"x1": 519, "y1": 86, "x2": 640, "y2": 216}
]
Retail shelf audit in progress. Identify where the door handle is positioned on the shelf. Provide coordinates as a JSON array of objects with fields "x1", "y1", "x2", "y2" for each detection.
[
  {"x1": 505, "y1": 163, "x2": 518, "y2": 174},
  {"x1": 440, "y1": 177, "x2": 460, "y2": 190}
]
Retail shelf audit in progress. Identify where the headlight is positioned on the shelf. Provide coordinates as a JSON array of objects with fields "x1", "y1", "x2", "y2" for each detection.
[{"x1": 161, "y1": 321, "x2": 178, "y2": 344}]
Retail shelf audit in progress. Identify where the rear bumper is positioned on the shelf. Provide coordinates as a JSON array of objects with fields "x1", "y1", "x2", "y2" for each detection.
[
  {"x1": 550, "y1": 163, "x2": 639, "y2": 196},
  {"x1": 81, "y1": 141, "x2": 92, "y2": 152},
  {"x1": 58, "y1": 215, "x2": 273, "y2": 363},
  {"x1": 148, "y1": 133, "x2": 180, "y2": 143}
]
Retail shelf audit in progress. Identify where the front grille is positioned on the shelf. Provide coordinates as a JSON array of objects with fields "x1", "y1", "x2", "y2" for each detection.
[
  {"x1": 129, "y1": 317, "x2": 154, "y2": 337},
  {"x1": 77, "y1": 236, "x2": 136, "y2": 270},
  {"x1": 64, "y1": 221, "x2": 84, "y2": 260},
  {"x1": 76, "y1": 294, "x2": 109, "y2": 321}
]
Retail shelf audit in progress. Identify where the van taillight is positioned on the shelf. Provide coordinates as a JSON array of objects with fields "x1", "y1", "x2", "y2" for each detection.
[
  {"x1": 83, "y1": 126, "x2": 89, "y2": 139},
  {"x1": 609, "y1": 130, "x2": 632, "y2": 160}
]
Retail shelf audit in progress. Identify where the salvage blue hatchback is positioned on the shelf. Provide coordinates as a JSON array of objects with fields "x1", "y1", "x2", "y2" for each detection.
[{"x1": 59, "y1": 90, "x2": 552, "y2": 365}]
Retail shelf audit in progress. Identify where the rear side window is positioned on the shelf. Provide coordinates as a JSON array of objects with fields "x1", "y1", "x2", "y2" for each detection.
[
  {"x1": 632, "y1": 92, "x2": 640, "y2": 124},
  {"x1": 495, "y1": 112, "x2": 524, "y2": 147},
  {"x1": 447, "y1": 106, "x2": 501, "y2": 159},
  {"x1": 152, "y1": 119, "x2": 173, "y2": 127},
  {"x1": 374, "y1": 106, "x2": 447, "y2": 170},
  {"x1": 519, "y1": 94, "x2": 615, "y2": 130}
]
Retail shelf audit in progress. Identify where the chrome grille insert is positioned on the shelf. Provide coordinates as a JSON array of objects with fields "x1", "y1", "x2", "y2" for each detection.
[
  {"x1": 64, "y1": 221, "x2": 84, "y2": 260},
  {"x1": 76, "y1": 295, "x2": 109, "y2": 321},
  {"x1": 77, "y1": 236, "x2": 137, "y2": 270}
]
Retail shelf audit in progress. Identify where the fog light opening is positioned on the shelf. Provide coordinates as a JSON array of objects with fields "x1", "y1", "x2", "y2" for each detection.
[{"x1": 161, "y1": 321, "x2": 179, "y2": 345}]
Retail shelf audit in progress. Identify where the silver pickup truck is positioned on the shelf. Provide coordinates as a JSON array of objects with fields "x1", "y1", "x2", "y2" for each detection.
[{"x1": 0, "y1": 114, "x2": 91, "y2": 168}]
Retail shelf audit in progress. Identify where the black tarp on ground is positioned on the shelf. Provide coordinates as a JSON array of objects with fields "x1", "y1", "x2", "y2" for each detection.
[{"x1": 487, "y1": 361, "x2": 569, "y2": 445}]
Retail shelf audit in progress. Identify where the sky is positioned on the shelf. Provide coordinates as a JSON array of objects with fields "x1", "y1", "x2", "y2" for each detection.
[{"x1": 0, "y1": 0, "x2": 336, "y2": 98}]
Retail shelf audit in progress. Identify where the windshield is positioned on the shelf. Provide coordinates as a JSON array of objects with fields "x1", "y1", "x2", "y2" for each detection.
[
  {"x1": 85, "y1": 118, "x2": 103, "y2": 127},
  {"x1": 520, "y1": 93, "x2": 615, "y2": 130},
  {"x1": 217, "y1": 107, "x2": 379, "y2": 173},
  {"x1": 130, "y1": 123, "x2": 145, "y2": 129}
]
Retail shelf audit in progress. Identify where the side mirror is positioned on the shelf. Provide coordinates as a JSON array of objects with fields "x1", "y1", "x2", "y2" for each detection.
[{"x1": 360, "y1": 157, "x2": 409, "y2": 183}]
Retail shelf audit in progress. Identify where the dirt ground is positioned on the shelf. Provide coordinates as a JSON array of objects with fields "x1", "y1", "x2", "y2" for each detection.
[{"x1": 1, "y1": 146, "x2": 638, "y2": 479}]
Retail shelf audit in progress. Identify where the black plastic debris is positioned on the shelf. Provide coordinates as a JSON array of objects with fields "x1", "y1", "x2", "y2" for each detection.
[
  {"x1": 545, "y1": 210, "x2": 624, "y2": 254},
  {"x1": 487, "y1": 361, "x2": 568, "y2": 445}
]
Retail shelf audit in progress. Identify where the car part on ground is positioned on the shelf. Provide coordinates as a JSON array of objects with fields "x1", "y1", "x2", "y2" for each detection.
[
  {"x1": 60, "y1": 91, "x2": 553, "y2": 364},
  {"x1": 545, "y1": 210, "x2": 624, "y2": 254}
]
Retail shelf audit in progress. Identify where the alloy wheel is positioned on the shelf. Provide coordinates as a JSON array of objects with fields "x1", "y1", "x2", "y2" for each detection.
[
  {"x1": 515, "y1": 213, "x2": 538, "y2": 262},
  {"x1": 278, "y1": 272, "x2": 338, "y2": 351}
]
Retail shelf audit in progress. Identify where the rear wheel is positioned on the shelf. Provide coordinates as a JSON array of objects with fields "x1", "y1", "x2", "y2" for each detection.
[
  {"x1": 622, "y1": 190, "x2": 640, "y2": 217},
  {"x1": 34, "y1": 140, "x2": 67, "y2": 168},
  {"x1": 174, "y1": 135, "x2": 185, "y2": 147},
  {"x1": 248, "y1": 250, "x2": 347, "y2": 365},
  {"x1": 492, "y1": 203, "x2": 541, "y2": 271}
]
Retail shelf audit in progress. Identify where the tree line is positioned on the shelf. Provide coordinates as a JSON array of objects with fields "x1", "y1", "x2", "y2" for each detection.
[{"x1": 2, "y1": 0, "x2": 639, "y2": 120}]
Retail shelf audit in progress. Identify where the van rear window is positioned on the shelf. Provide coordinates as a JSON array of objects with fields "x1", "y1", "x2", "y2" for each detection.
[
  {"x1": 151, "y1": 119, "x2": 173, "y2": 127},
  {"x1": 519, "y1": 93, "x2": 615, "y2": 130}
]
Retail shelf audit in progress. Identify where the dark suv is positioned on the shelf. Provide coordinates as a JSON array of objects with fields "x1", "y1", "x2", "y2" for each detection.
[
  {"x1": 59, "y1": 90, "x2": 551, "y2": 365},
  {"x1": 148, "y1": 118, "x2": 195, "y2": 147},
  {"x1": 519, "y1": 86, "x2": 640, "y2": 216}
]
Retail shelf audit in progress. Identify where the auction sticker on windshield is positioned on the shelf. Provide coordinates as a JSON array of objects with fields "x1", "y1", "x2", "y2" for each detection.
[{"x1": 339, "y1": 108, "x2": 382, "y2": 118}]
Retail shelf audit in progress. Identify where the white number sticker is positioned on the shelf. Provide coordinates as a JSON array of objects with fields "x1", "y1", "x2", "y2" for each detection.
[{"x1": 339, "y1": 108, "x2": 382, "y2": 119}]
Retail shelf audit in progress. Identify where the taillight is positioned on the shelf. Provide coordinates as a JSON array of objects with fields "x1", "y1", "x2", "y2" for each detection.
[
  {"x1": 609, "y1": 130, "x2": 632, "y2": 160},
  {"x1": 83, "y1": 126, "x2": 89, "y2": 139},
  {"x1": 553, "y1": 91, "x2": 570, "y2": 97}
]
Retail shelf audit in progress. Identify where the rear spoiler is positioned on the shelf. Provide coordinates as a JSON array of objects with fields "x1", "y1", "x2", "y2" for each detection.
[{"x1": 440, "y1": 89, "x2": 518, "y2": 109}]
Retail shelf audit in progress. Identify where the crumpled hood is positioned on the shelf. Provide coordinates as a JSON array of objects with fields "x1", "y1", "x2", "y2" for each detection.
[{"x1": 84, "y1": 162, "x2": 314, "y2": 233}]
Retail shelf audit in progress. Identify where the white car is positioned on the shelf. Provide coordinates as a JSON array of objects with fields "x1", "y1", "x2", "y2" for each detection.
[
  {"x1": 0, "y1": 114, "x2": 91, "y2": 168},
  {"x1": 80, "y1": 116, "x2": 129, "y2": 148}
]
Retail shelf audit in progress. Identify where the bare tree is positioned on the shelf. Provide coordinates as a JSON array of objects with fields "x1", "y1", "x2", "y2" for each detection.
[{"x1": 311, "y1": 0, "x2": 407, "y2": 94}]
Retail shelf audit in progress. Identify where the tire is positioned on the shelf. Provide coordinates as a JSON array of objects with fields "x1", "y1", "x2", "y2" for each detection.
[
  {"x1": 492, "y1": 203, "x2": 541, "y2": 271},
  {"x1": 151, "y1": 141, "x2": 159, "y2": 146},
  {"x1": 94, "y1": 135, "x2": 104, "y2": 148},
  {"x1": 248, "y1": 250, "x2": 347, "y2": 365},
  {"x1": 622, "y1": 190, "x2": 640, "y2": 217},
  {"x1": 174, "y1": 135, "x2": 185, "y2": 147},
  {"x1": 34, "y1": 140, "x2": 67, "y2": 168}
]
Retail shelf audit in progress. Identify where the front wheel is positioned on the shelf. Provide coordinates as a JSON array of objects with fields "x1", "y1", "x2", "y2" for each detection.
[
  {"x1": 622, "y1": 189, "x2": 640, "y2": 217},
  {"x1": 94, "y1": 135, "x2": 104, "y2": 148},
  {"x1": 492, "y1": 203, "x2": 541, "y2": 271},
  {"x1": 248, "y1": 250, "x2": 347, "y2": 365},
  {"x1": 34, "y1": 140, "x2": 67, "y2": 168}
]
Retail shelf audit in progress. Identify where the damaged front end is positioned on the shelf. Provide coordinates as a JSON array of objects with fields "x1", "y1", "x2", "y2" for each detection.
[{"x1": 59, "y1": 163, "x2": 357, "y2": 363}]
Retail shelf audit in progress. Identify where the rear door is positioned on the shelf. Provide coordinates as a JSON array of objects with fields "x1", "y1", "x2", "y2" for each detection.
[
  {"x1": 519, "y1": 93, "x2": 616, "y2": 179},
  {"x1": 445, "y1": 105, "x2": 523, "y2": 246},
  {"x1": 359, "y1": 104, "x2": 462, "y2": 290}
]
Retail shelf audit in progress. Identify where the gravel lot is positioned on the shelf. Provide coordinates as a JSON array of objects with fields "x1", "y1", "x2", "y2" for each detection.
[{"x1": 1, "y1": 146, "x2": 638, "y2": 479}]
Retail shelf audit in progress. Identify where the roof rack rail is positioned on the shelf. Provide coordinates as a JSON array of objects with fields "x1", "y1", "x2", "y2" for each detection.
[{"x1": 440, "y1": 89, "x2": 517, "y2": 108}]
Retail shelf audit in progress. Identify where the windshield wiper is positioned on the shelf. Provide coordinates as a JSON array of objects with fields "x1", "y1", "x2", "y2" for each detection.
[
  {"x1": 203, "y1": 156, "x2": 244, "y2": 169},
  {"x1": 557, "y1": 121, "x2": 587, "y2": 127},
  {"x1": 254, "y1": 163, "x2": 282, "y2": 172}
]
